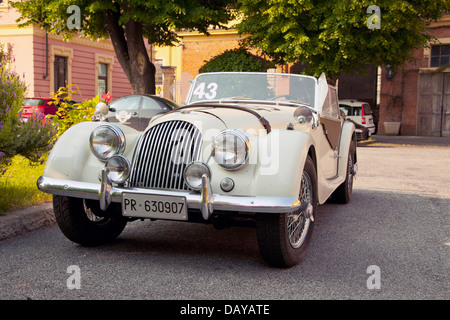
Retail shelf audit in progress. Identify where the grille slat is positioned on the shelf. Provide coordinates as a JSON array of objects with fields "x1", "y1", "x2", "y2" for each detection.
[
  {"x1": 166, "y1": 121, "x2": 184, "y2": 189},
  {"x1": 129, "y1": 121, "x2": 202, "y2": 190}
]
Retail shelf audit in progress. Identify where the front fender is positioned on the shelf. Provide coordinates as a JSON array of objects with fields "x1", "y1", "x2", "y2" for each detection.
[
  {"x1": 251, "y1": 129, "x2": 314, "y2": 198},
  {"x1": 43, "y1": 122, "x2": 141, "y2": 183},
  {"x1": 338, "y1": 120, "x2": 356, "y2": 176},
  {"x1": 205, "y1": 129, "x2": 314, "y2": 199}
]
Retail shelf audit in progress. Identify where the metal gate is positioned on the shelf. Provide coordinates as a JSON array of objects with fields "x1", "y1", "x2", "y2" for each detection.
[{"x1": 417, "y1": 72, "x2": 450, "y2": 137}]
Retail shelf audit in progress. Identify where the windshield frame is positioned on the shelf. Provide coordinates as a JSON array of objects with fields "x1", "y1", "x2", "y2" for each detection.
[{"x1": 185, "y1": 72, "x2": 320, "y2": 110}]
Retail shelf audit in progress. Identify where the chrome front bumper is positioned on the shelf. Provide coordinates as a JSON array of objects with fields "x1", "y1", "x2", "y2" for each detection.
[{"x1": 37, "y1": 169, "x2": 301, "y2": 221}]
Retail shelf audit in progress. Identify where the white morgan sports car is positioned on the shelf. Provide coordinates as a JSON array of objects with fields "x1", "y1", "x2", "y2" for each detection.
[{"x1": 37, "y1": 72, "x2": 357, "y2": 268}]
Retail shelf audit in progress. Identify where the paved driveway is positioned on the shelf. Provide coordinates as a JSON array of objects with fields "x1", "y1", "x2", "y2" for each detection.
[{"x1": 0, "y1": 137, "x2": 448, "y2": 302}]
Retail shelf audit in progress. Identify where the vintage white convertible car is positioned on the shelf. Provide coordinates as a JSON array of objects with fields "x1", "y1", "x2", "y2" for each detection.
[{"x1": 37, "y1": 72, "x2": 357, "y2": 267}]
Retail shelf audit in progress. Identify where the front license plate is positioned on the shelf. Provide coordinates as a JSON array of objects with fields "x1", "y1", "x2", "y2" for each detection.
[{"x1": 122, "y1": 193, "x2": 188, "y2": 221}]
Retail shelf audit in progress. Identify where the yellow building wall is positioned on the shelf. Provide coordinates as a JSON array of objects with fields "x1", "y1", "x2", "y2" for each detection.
[{"x1": 154, "y1": 28, "x2": 244, "y2": 103}]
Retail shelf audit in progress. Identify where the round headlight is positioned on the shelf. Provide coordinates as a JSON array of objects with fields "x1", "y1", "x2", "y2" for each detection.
[
  {"x1": 105, "y1": 155, "x2": 130, "y2": 184},
  {"x1": 184, "y1": 161, "x2": 211, "y2": 191},
  {"x1": 212, "y1": 129, "x2": 249, "y2": 170},
  {"x1": 90, "y1": 125, "x2": 125, "y2": 161}
]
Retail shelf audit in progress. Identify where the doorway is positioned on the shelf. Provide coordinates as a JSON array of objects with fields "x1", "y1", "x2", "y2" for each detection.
[{"x1": 417, "y1": 72, "x2": 450, "y2": 137}]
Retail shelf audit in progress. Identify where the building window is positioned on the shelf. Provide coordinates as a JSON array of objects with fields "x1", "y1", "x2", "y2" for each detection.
[
  {"x1": 95, "y1": 54, "x2": 114, "y2": 97},
  {"x1": 0, "y1": 0, "x2": 9, "y2": 12},
  {"x1": 430, "y1": 45, "x2": 450, "y2": 67},
  {"x1": 98, "y1": 63, "x2": 108, "y2": 96},
  {"x1": 50, "y1": 45, "x2": 73, "y2": 95},
  {"x1": 54, "y1": 55, "x2": 68, "y2": 92},
  {"x1": 154, "y1": 59, "x2": 164, "y2": 96},
  {"x1": 155, "y1": 59, "x2": 164, "y2": 86}
]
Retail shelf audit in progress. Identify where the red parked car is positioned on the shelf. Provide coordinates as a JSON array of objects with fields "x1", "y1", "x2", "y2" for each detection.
[{"x1": 20, "y1": 98, "x2": 58, "y2": 120}]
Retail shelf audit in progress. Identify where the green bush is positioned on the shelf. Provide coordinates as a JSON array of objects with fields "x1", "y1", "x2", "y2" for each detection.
[
  {"x1": 199, "y1": 47, "x2": 274, "y2": 73},
  {"x1": 48, "y1": 85, "x2": 100, "y2": 140},
  {"x1": 0, "y1": 44, "x2": 56, "y2": 175}
]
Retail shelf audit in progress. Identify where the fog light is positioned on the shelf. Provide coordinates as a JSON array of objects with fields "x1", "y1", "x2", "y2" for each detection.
[
  {"x1": 105, "y1": 155, "x2": 130, "y2": 184},
  {"x1": 184, "y1": 161, "x2": 211, "y2": 191},
  {"x1": 220, "y1": 177, "x2": 234, "y2": 192}
]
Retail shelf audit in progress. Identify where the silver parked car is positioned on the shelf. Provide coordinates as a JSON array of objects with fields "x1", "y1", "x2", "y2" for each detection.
[{"x1": 339, "y1": 99, "x2": 376, "y2": 135}]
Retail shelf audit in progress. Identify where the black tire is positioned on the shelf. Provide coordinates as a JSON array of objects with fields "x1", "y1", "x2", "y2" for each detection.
[
  {"x1": 330, "y1": 141, "x2": 355, "y2": 204},
  {"x1": 53, "y1": 195, "x2": 127, "y2": 246},
  {"x1": 256, "y1": 156, "x2": 317, "y2": 268}
]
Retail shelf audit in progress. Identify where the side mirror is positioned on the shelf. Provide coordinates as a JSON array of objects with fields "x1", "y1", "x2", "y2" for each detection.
[
  {"x1": 92, "y1": 102, "x2": 109, "y2": 121},
  {"x1": 293, "y1": 106, "x2": 313, "y2": 124}
]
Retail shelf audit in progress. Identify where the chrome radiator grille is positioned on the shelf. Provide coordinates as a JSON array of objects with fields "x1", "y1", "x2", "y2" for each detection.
[{"x1": 129, "y1": 121, "x2": 202, "y2": 190}]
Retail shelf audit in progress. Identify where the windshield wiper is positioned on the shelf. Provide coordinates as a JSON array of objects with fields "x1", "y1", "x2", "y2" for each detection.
[
  {"x1": 219, "y1": 97, "x2": 253, "y2": 103},
  {"x1": 274, "y1": 100, "x2": 317, "y2": 113},
  {"x1": 285, "y1": 100, "x2": 310, "y2": 107}
]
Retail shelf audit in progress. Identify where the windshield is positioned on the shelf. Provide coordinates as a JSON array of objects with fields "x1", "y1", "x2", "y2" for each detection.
[
  {"x1": 23, "y1": 99, "x2": 47, "y2": 106},
  {"x1": 186, "y1": 72, "x2": 317, "y2": 107}
]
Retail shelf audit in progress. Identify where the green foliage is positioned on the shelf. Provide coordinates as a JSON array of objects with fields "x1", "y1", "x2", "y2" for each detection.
[
  {"x1": 0, "y1": 156, "x2": 51, "y2": 215},
  {"x1": 12, "y1": 0, "x2": 236, "y2": 94},
  {"x1": 12, "y1": 0, "x2": 236, "y2": 46},
  {"x1": 0, "y1": 44, "x2": 56, "y2": 175},
  {"x1": 48, "y1": 85, "x2": 99, "y2": 140},
  {"x1": 237, "y1": 0, "x2": 450, "y2": 78},
  {"x1": 200, "y1": 48, "x2": 274, "y2": 73}
]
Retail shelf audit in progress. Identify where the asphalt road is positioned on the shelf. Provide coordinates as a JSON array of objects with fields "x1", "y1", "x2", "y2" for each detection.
[{"x1": 0, "y1": 142, "x2": 449, "y2": 302}]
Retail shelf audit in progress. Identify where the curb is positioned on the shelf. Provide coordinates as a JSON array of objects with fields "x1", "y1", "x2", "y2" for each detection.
[
  {"x1": 357, "y1": 138, "x2": 376, "y2": 147},
  {"x1": 0, "y1": 202, "x2": 55, "y2": 242}
]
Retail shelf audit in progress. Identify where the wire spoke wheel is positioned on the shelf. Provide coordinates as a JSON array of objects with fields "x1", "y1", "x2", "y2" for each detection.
[
  {"x1": 287, "y1": 172, "x2": 312, "y2": 249},
  {"x1": 256, "y1": 156, "x2": 317, "y2": 268},
  {"x1": 347, "y1": 153, "x2": 354, "y2": 195}
]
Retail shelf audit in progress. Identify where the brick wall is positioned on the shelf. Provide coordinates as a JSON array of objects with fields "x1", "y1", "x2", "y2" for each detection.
[
  {"x1": 379, "y1": 25, "x2": 450, "y2": 135},
  {"x1": 181, "y1": 37, "x2": 240, "y2": 77}
]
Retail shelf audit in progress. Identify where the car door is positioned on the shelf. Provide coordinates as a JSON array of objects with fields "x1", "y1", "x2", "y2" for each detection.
[{"x1": 318, "y1": 86, "x2": 343, "y2": 178}]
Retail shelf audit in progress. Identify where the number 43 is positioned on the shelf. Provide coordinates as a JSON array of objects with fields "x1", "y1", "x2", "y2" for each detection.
[{"x1": 193, "y1": 82, "x2": 218, "y2": 100}]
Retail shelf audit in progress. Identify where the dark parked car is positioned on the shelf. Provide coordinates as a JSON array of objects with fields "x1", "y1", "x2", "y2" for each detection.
[
  {"x1": 106, "y1": 95, "x2": 179, "y2": 131},
  {"x1": 352, "y1": 120, "x2": 370, "y2": 141},
  {"x1": 339, "y1": 109, "x2": 370, "y2": 141}
]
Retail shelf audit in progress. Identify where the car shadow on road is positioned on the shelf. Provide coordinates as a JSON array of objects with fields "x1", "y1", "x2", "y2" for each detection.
[
  {"x1": 69, "y1": 188, "x2": 448, "y2": 275},
  {"x1": 89, "y1": 219, "x2": 263, "y2": 266}
]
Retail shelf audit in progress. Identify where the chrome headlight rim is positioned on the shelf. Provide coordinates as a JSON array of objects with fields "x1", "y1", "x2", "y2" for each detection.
[
  {"x1": 89, "y1": 124, "x2": 126, "y2": 161},
  {"x1": 105, "y1": 155, "x2": 131, "y2": 184},
  {"x1": 212, "y1": 129, "x2": 250, "y2": 171},
  {"x1": 183, "y1": 161, "x2": 212, "y2": 191}
]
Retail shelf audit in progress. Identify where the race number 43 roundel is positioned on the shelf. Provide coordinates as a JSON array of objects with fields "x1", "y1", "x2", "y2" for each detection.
[{"x1": 193, "y1": 82, "x2": 218, "y2": 100}]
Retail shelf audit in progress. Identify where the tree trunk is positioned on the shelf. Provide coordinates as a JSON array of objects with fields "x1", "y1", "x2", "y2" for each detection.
[{"x1": 104, "y1": 9, "x2": 156, "y2": 95}]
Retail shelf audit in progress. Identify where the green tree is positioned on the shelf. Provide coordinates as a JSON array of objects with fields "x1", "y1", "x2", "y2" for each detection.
[
  {"x1": 0, "y1": 44, "x2": 56, "y2": 175},
  {"x1": 12, "y1": 0, "x2": 236, "y2": 94},
  {"x1": 200, "y1": 47, "x2": 274, "y2": 73},
  {"x1": 237, "y1": 0, "x2": 450, "y2": 77}
]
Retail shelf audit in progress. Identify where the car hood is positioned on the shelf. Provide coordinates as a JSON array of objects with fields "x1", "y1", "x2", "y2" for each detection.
[{"x1": 148, "y1": 103, "x2": 298, "y2": 135}]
